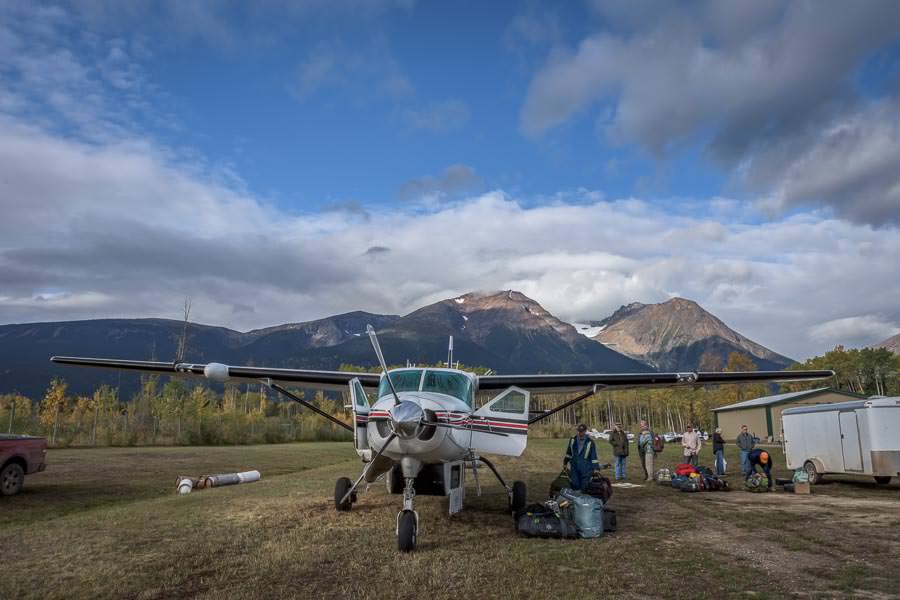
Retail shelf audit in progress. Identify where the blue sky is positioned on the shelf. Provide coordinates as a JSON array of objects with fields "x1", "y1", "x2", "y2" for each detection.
[{"x1": 1, "y1": 1, "x2": 900, "y2": 359}]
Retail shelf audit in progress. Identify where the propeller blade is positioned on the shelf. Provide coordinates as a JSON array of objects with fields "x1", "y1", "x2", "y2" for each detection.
[
  {"x1": 421, "y1": 420, "x2": 509, "y2": 437},
  {"x1": 367, "y1": 324, "x2": 401, "y2": 406},
  {"x1": 340, "y1": 432, "x2": 398, "y2": 506}
]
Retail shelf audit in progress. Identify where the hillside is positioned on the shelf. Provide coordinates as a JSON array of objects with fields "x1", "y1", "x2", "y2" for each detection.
[{"x1": 589, "y1": 297, "x2": 794, "y2": 371}]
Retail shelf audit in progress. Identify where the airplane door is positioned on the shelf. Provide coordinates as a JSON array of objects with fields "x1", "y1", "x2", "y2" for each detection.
[
  {"x1": 839, "y1": 411, "x2": 863, "y2": 472},
  {"x1": 470, "y1": 387, "x2": 530, "y2": 457},
  {"x1": 349, "y1": 378, "x2": 370, "y2": 454}
]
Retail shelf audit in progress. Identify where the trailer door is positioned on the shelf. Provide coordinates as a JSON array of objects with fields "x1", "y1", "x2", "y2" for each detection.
[{"x1": 839, "y1": 411, "x2": 863, "y2": 472}]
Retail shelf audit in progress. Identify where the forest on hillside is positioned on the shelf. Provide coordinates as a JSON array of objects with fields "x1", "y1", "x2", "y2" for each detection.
[{"x1": 2, "y1": 348, "x2": 896, "y2": 447}]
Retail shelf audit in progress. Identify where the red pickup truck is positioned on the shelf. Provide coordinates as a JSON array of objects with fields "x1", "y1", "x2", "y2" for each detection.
[{"x1": 1, "y1": 434, "x2": 48, "y2": 496}]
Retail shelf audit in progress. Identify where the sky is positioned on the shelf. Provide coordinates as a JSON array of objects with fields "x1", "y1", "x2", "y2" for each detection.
[{"x1": 1, "y1": 0, "x2": 900, "y2": 361}]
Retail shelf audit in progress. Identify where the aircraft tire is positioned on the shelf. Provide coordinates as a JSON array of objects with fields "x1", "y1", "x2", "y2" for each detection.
[
  {"x1": 874, "y1": 476, "x2": 892, "y2": 485},
  {"x1": 397, "y1": 510, "x2": 417, "y2": 552},
  {"x1": 511, "y1": 480, "x2": 527, "y2": 513},
  {"x1": 334, "y1": 477, "x2": 353, "y2": 511}
]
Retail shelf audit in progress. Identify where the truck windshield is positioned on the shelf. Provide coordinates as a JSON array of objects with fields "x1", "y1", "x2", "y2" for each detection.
[
  {"x1": 421, "y1": 370, "x2": 474, "y2": 406},
  {"x1": 378, "y1": 369, "x2": 423, "y2": 399}
]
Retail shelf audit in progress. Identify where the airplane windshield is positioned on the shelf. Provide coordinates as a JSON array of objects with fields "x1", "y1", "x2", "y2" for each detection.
[
  {"x1": 422, "y1": 370, "x2": 474, "y2": 406},
  {"x1": 378, "y1": 369, "x2": 423, "y2": 399}
]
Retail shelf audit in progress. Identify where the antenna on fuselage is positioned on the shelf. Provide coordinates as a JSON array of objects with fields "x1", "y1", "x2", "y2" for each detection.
[
  {"x1": 366, "y1": 324, "x2": 401, "y2": 406},
  {"x1": 447, "y1": 335, "x2": 453, "y2": 369}
]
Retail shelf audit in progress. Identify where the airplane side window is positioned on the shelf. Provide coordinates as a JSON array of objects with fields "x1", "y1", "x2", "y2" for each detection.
[{"x1": 491, "y1": 391, "x2": 526, "y2": 414}]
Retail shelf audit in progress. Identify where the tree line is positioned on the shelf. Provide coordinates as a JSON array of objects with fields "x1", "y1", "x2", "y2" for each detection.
[{"x1": 2, "y1": 347, "x2": 896, "y2": 447}]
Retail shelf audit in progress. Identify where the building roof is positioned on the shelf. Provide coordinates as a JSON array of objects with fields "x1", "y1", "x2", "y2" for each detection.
[{"x1": 711, "y1": 387, "x2": 864, "y2": 413}]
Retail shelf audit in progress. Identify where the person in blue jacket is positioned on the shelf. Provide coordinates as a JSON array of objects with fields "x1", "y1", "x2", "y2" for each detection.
[
  {"x1": 746, "y1": 448, "x2": 774, "y2": 490},
  {"x1": 563, "y1": 423, "x2": 601, "y2": 491}
]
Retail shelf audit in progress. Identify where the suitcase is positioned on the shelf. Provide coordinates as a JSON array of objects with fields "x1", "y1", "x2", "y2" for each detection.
[{"x1": 602, "y1": 508, "x2": 617, "y2": 533}]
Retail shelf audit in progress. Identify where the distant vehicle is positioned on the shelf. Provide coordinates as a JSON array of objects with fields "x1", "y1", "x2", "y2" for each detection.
[
  {"x1": 627, "y1": 432, "x2": 635, "y2": 442},
  {"x1": 663, "y1": 432, "x2": 681, "y2": 442},
  {"x1": 783, "y1": 397, "x2": 899, "y2": 485},
  {"x1": 1, "y1": 434, "x2": 47, "y2": 496}
]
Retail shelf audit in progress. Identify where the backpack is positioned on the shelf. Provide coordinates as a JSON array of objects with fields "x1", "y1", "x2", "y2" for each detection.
[
  {"x1": 584, "y1": 474, "x2": 613, "y2": 504},
  {"x1": 655, "y1": 467, "x2": 673, "y2": 483},
  {"x1": 680, "y1": 478, "x2": 701, "y2": 492},
  {"x1": 548, "y1": 469, "x2": 570, "y2": 498},
  {"x1": 652, "y1": 434, "x2": 665, "y2": 454},
  {"x1": 744, "y1": 473, "x2": 769, "y2": 493}
]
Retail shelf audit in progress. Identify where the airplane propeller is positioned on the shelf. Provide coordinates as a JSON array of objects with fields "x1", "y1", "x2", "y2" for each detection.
[{"x1": 367, "y1": 324, "x2": 401, "y2": 406}]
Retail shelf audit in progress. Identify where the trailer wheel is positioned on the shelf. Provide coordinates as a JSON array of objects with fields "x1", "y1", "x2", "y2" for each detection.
[
  {"x1": 874, "y1": 476, "x2": 892, "y2": 485},
  {"x1": 803, "y1": 461, "x2": 821, "y2": 485},
  {"x1": 1, "y1": 462, "x2": 25, "y2": 496}
]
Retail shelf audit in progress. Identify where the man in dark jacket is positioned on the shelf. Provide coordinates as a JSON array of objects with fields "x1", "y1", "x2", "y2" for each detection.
[
  {"x1": 563, "y1": 424, "x2": 600, "y2": 491},
  {"x1": 712, "y1": 428, "x2": 726, "y2": 475},
  {"x1": 746, "y1": 448, "x2": 773, "y2": 490},
  {"x1": 736, "y1": 425, "x2": 755, "y2": 477},
  {"x1": 608, "y1": 423, "x2": 629, "y2": 481}
]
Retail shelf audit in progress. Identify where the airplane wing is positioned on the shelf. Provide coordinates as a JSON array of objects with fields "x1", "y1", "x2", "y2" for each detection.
[
  {"x1": 476, "y1": 369, "x2": 834, "y2": 394},
  {"x1": 50, "y1": 356, "x2": 381, "y2": 392}
]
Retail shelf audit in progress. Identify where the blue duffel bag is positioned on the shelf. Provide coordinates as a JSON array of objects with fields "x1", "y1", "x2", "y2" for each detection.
[{"x1": 556, "y1": 488, "x2": 604, "y2": 539}]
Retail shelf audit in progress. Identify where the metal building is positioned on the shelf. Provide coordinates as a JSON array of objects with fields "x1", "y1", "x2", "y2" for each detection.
[{"x1": 711, "y1": 387, "x2": 864, "y2": 442}]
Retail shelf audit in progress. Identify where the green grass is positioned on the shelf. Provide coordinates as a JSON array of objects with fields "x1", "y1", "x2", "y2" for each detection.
[{"x1": 2, "y1": 440, "x2": 897, "y2": 599}]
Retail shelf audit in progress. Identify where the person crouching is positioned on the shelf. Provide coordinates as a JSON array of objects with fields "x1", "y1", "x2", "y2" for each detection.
[
  {"x1": 563, "y1": 423, "x2": 600, "y2": 491},
  {"x1": 746, "y1": 448, "x2": 774, "y2": 491}
]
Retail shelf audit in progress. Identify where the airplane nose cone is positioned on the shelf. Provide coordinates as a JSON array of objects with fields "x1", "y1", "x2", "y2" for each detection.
[{"x1": 389, "y1": 401, "x2": 424, "y2": 439}]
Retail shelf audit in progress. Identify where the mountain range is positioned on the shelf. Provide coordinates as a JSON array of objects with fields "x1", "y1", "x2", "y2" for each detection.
[
  {"x1": 0, "y1": 290, "x2": 795, "y2": 398},
  {"x1": 874, "y1": 332, "x2": 900, "y2": 355}
]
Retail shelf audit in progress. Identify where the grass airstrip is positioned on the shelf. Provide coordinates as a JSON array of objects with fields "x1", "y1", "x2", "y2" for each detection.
[{"x1": 2, "y1": 440, "x2": 898, "y2": 599}]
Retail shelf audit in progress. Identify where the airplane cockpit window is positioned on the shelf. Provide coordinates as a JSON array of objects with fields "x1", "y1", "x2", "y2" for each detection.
[
  {"x1": 421, "y1": 370, "x2": 474, "y2": 406},
  {"x1": 378, "y1": 369, "x2": 423, "y2": 399}
]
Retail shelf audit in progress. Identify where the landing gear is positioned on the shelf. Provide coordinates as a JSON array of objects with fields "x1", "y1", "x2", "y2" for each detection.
[
  {"x1": 874, "y1": 476, "x2": 892, "y2": 485},
  {"x1": 397, "y1": 477, "x2": 419, "y2": 552},
  {"x1": 334, "y1": 477, "x2": 354, "y2": 511},
  {"x1": 397, "y1": 510, "x2": 417, "y2": 552},
  {"x1": 511, "y1": 480, "x2": 527, "y2": 513}
]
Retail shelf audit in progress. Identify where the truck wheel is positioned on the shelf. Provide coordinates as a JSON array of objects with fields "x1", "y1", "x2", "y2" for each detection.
[
  {"x1": 803, "y1": 461, "x2": 821, "y2": 485},
  {"x1": 1, "y1": 463, "x2": 24, "y2": 496},
  {"x1": 874, "y1": 476, "x2": 892, "y2": 485}
]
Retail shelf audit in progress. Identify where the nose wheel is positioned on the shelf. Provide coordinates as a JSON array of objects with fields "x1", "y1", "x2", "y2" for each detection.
[
  {"x1": 510, "y1": 480, "x2": 527, "y2": 513},
  {"x1": 397, "y1": 510, "x2": 418, "y2": 552}
]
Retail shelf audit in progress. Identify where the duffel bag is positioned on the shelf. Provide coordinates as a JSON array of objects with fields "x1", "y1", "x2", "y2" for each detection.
[
  {"x1": 671, "y1": 474, "x2": 690, "y2": 489},
  {"x1": 680, "y1": 478, "x2": 701, "y2": 492},
  {"x1": 549, "y1": 469, "x2": 570, "y2": 498},
  {"x1": 557, "y1": 488, "x2": 604, "y2": 539},
  {"x1": 514, "y1": 502, "x2": 552, "y2": 522},
  {"x1": 516, "y1": 512, "x2": 579, "y2": 539},
  {"x1": 744, "y1": 473, "x2": 770, "y2": 493},
  {"x1": 585, "y1": 474, "x2": 613, "y2": 504},
  {"x1": 674, "y1": 463, "x2": 697, "y2": 476}
]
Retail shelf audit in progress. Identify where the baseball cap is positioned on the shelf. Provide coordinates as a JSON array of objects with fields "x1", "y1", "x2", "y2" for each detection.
[{"x1": 576, "y1": 423, "x2": 587, "y2": 432}]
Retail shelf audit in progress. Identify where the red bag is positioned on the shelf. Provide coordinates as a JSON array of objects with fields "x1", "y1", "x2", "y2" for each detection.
[{"x1": 674, "y1": 463, "x2": 697, "y2": 476}]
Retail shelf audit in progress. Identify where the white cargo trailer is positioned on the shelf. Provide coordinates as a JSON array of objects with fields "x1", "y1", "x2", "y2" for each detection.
[{"x1": 782, "y1": 397, "x2": 899, "y2": 485}]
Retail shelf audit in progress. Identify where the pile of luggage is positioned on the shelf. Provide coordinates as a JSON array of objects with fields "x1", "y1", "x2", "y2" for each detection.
[
  {"x1": 516, "y1": 471, "x2": 616, "y2": 540},
  {"x1": 667, "y1": 464, "x2": 729, "y2": 492}
]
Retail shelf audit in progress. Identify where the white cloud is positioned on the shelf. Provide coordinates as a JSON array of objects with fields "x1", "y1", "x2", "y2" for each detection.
[
  {"x1": 809, "y1": 316, "x2": 900, "y2": 349},
  {"x1": 520, "y1": 1, "x2": 900, "y2": 225}
]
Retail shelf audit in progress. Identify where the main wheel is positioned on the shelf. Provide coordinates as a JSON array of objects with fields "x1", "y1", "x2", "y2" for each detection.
[
  {"x1": 803, "y1": 461, "x2": 822, "y2": 485},
  {"x1": 334, "y1": 477, "x2": 353, "y2": 511},
  {"x1": 397, "y1": 510, "x2": 417, "y2": 552},
  {"x1": 510, "y1": 480, "x2": 527, "y2": 514},
  {"x1": 1, "y1": 462, "x2": 24, "y2": 496},
  {"x1": 874, "y1": 476, "x2": 892, "y2": 485}
]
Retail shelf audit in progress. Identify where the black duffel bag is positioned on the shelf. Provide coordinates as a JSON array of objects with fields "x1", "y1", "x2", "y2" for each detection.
[
  {"x1": 516, "y1": 511, "x2": 579, "y2": 539},
  {"x1": 602, "y1": 508, "x2": 617, "y2": 533}
]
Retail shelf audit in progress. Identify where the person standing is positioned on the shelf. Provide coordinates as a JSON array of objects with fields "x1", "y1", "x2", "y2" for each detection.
[
  {"x1": 608, "y1": 423, "x2": 629, "y2": 481},
  {"x1": 637, "y1": 419, "x2": 656, "y2": 481},
  {"x1": 681, "y1": 424, "x2": 701, "y2": 467},
  {"x1": 712, "y1": 428, "x2": 726, "y2": 475},
  {"x1": 736, "y1": 425, "x2": 755, "y2": 477},
  {"x1": 563, "y1": 423, "x2": 600, "y2": 491}
]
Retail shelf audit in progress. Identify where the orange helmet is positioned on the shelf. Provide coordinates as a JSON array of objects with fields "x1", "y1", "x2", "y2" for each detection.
[{"x1": 760, "y1": 451, "x2": 769, "y2": 464}]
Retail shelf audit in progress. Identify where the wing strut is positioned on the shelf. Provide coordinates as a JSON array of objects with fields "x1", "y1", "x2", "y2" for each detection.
[
  {"x1": 527, "y1": 386, "x2": 602, "y2": 425},
  {"x1": 264, "y1": 380, "x2": 352, "y2": 432}
]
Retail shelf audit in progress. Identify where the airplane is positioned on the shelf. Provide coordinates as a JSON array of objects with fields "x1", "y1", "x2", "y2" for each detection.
[{"x1": 51, "y1": 326, "x2": 833, "y2": 552}]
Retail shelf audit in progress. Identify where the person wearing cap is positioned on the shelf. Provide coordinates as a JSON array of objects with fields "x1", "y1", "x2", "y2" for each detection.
[
  {"x1": 746, "y1": 448, "x2": 774, "y2": 490},
  {"x1": 563, "y1": 423, "x2": 600, "y2": 491},
  {"x1": 608, "y1": 423, "x2": 629, "y2": 481}
]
